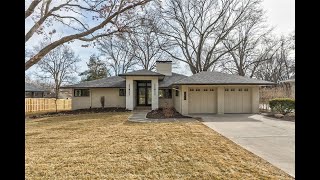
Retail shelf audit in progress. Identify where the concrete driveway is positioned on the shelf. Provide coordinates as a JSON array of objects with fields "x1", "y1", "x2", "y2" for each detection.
[{"x1": 199, "y1": 114, "x2": 295, "y2": 177}]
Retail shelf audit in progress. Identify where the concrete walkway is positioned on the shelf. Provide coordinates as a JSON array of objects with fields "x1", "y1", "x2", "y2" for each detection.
[
  {"x1": 199, "y1": 114, "x2": 295, "y2": 177},
  {"x1": 128, "y1": 110, "x2": 150, "y2": 122}
]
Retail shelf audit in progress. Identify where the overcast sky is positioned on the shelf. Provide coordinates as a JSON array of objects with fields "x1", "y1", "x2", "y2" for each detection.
[
  {"x1": 25, "y1": 0, "x2": 295, "y2": 78},
  {"x1": 262, "y1": 0, "x2": 295, "y2": 35}
]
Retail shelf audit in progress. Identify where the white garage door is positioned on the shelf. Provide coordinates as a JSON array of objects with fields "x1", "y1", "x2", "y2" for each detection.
[
  {"x1": 224, "y1": 87, "x2": 251, "y2": 113},
  {"x1": 188, "y1": 87, "x2": 217, "y2": 113}
]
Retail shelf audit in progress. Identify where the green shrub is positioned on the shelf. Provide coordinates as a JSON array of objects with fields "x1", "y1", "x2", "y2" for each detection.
[{"x1": 269, "y1": 98, "x2": 295, "y2": 114}]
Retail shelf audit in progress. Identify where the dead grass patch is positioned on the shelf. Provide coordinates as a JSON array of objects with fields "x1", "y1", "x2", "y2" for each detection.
[{"x1": 26, "y1": 112, "x2": 293, "y2": 179}]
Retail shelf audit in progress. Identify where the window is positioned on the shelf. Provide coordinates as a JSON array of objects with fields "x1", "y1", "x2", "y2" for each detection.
[
  {"x1": 204, "y1": 89, "x2": 208, "y2": 91},
  {"x1": 175, "y1": 90, "x2": 179, "y2": 96},
  {"x1": 138, "y1": 82, "x2": 151, "y2": 86},
  {"x1": 74, "y1": 89, "x2": 90, "y2": 97},
  {"x1": 225, "y1": 88, "x2": 229, "y2": 91},
  {"x1": 33, "y1": 92, "x2": 44, "y2": 98},
  {"x1": 159, "y1": 89, "x2": 172, "y2": 98},
  {"x1": 190, "y1": 89, "x2": 194, "y2": 91},
  {"x1": 210, "y1": 89, "x2": 214, "y2": 91},
  {"x1": 196, "y1": 89, "x2": 200, "y2": 91},
  {"x1": 184, "y1": 92, "x2": 186, "y2": 100},
  {"x1": 25, "y1": 92, "x2": 33, "y2": 98},
  {"x1": 231, "y1": 88, "x2": 235, "y2": 91},
  {"x1": 239, "y1": 88, "x2": 242, "y2": 91},
  {"x1": 244, "y1": 88, "x2": 249, "y2": 91},
  {"x1": 119, "y1": 89, "x2": 126, "y2": 96}
]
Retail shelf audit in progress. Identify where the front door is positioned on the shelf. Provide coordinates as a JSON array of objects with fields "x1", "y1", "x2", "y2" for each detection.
[{"x1": 137, "y1": 81, "x2": 152, "y2": 106}]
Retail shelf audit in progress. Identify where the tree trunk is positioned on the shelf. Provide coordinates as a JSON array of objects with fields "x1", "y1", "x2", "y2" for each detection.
[{"x1": 55, "y1": 85, "x2": 59, "y2": 113}]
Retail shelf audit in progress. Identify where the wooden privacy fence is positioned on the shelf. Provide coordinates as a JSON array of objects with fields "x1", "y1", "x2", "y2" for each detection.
[{"x1": 25, "y1": 98, "x2": 72, "y2": 113}]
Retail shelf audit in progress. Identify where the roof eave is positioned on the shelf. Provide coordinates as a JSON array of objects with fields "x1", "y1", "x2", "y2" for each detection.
[
  {"x1": 172, "y1": 83, "x2": 276, "y2": 85},
  {"x1": 25, "y1": 90, "x2": 47, "y2": 92},
  {"x1": 118, "y1": 74, "x2": 165, "y2": 77},
  {"x1": 61, "y1": 86, "x2": 125, "y2": 89}
]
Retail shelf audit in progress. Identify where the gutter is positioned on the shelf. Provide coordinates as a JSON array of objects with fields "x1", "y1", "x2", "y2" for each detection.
[{"x1": 172, "y1": 83, "x2": 276, "y2": 85}]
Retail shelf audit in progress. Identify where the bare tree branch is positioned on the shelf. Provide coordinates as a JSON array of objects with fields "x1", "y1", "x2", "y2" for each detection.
[
  {"x1": 25, "y1": 0, "x2": 42, "y2": 19},
  {"x1": 25, "y1": 0, "x2": 151, "y2": 71}
]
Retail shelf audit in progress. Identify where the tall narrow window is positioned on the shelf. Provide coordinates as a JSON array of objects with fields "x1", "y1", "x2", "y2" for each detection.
[{"x1": 184, "y1": 92, "x2": 186, "y2": 100}]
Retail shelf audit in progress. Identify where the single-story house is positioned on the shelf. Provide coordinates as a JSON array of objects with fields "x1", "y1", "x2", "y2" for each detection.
[
  {"x1": 63, "y1": 61, "x2": 275, "y2": 115},
  {"x1": 25, "y1": 82, "x2": 49, "y2": 98}
]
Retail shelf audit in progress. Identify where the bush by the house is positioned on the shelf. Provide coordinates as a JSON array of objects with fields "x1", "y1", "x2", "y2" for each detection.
[{"x1": 269, "y1": 98, "x2": 295, "y2": 114}]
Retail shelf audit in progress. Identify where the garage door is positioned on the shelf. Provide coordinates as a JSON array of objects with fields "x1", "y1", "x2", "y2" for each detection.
[
  {"x1": 188, "y1": 87, "x2": 217, "y2": 113},
  {"x1": 224, "y1": 87, "x2": 251, "y2": 113}
]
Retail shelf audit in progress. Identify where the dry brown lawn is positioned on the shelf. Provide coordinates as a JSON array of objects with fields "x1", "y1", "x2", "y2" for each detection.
[{"x1": 26, "y1": 112, "x2": 293, "y2": 179}]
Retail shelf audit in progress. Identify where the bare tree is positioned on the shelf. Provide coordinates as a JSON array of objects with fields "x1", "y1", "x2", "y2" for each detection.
[
  {"x1": 160, "y1": 0, "x2": 263, "y2": 74},
  {"x1": 25, "y1": 0, "x2": 152, "y2": 70},
  {"x1": 98, "y1": 37, "x2": 136, "y2": 76},
  {"x1": 98, "y1": 4, "x2": 170, "y2": 73},
  {"x1": 254, "y1": 34, "x2": 295, "y2": 83},
  {"x1": 127, "y1": 9, "x2": 171, "y2": 70},
  {"x1": 220, "y1": 4, "x2": 275, "y2": 77},
  {"x1": 35, "y1": 43, "x2": 80, "y2": 99}
]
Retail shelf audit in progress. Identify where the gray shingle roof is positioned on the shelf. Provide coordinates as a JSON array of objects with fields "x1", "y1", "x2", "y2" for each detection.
[
  {"x1": 118, "y1": 69, "x2": 165, "y2": 76},
  {"x1": 62, "y1": 76, "x2": 126, "y2": 88},
  {"x1": 63, "y1": 71, "x2": 274, "y2": 89},
  {"x1": 280, "y1": 78, "x2": 295, "y2": 83},
  {"x1": 25, "y1": 82, "x2": 46, "y2": 92},
  {"x1": 173, "y1": 71, "x2": 276, "y2": 85},
  {"x1": 159, "y1": 73, "x2": 187, "y2": 88},
  {"x1": 62, "y1": 72, "x2": 187, "y2": 88}
]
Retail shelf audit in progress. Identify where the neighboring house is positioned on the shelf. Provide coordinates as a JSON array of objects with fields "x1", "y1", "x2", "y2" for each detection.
[
  {"x1": 279, "y1": 78, "x2": 295, "y2": 99},
  {"x1": 45, "y1": 89, "x2": 73, "y2": 99},
  {"x1": 63, "y1": 61, "x2": 275, "y2": 115},
  {"x1": 25, "y1": 82, "x2": 49, "y2": 98},
  {"x1": 59, "y1": 89, "x2": 73, "y2": 99}
]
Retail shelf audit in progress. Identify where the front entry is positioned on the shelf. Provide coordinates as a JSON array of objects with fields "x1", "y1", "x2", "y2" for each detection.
[{"x1": 137, "y1": 81, "x2": 152, "y2": 106}]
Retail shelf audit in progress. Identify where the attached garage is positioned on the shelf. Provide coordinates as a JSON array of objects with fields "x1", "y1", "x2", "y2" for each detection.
[
  {"x1": 172, "y1": 71, "x2": 275, "y2": 115},
  {"x1": 224, "y1": 87, "x2": 251, "y2": 113},
  {"x1": 188, "y1": 87, "x2": 217, "y2": 113}
]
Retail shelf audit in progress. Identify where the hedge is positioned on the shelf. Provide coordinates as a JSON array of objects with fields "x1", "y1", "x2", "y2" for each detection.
[{"x1": 269, "y1": 98, "x2": 295, "y2": 114}]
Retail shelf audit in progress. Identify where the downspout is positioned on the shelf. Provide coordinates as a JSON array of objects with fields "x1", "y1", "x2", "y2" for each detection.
[
  {"x1": 180, "y1": 86, "x2": 182, "y2": 113},
  {"x1": 90, "y1": 89, "x2": 92, "y2": 108}
]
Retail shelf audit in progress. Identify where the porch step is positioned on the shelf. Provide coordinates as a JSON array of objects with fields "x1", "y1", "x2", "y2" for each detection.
[{"x1": 134, "y1": 106, "x2": 152, "y2": 110}]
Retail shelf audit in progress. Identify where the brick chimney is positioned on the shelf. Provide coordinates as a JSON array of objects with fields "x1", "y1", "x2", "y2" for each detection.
[{"x1": 156, "y1": 61, "x2": 172, "y2": 76}]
